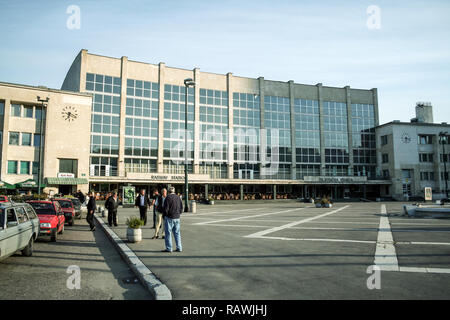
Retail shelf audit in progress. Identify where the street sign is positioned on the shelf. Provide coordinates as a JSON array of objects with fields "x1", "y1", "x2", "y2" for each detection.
[{"x1": 425, "y1": 187, "x2": 432, "y2": 201}]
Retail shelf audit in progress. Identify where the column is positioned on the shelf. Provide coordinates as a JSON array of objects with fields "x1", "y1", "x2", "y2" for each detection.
[
  {"x1": 240, "y1": 184, "x2": 244, "y2": 201},
  {"x1": 118, "y1": 56, "x2": 128, "y2": 177},
  {"x1": 289, "y1": 80, "x2": 296, "y2": 180},
  {"x1": 273, "y1": 184, "x2": 277, "y2": 200},
  {"x1": 1, "y1": 99, "x2": 11, "y2": 178},
  {"x1": 205, "y1": 184, "x2": 209, "y2": 199},
  {"x1": 193, "y1": 68, "x2": 201, "y2": 174},
  {"x1": 345, "y1": 86, "x2": 354, "y2": 176},
  {"x1": 372, "y1": 88, "x2": 379, "y2": 127},
  {"x1": 317, "y1": 83, "x2": 325, "y2": 176},
  {"x1": 157, "y1": 62, "x2": 166, "y2": 173},
  {"x1": 227, "y1": 73, "x2": 234, "y2": 179},
  {"x1": 259, "y1": 77, "x2": 265, "y2": 178}
]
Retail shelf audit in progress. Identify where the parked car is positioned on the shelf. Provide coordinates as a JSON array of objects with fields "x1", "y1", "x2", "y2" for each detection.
[
  {"x1": 26, "y1": 200, "x2": 65, "y2": 242},
  {"x1": 54, "y1": 198, "x2": 76, "y2": 226},
  {"x1": 0, "y1": 202, "x2": 40, "y2": 261},
  {"x1": 0, "y1": 196, "x2": 10, "y2": 203},
  {"x1": 66, "y1": 197, "x2": 82, "y2": 220}
]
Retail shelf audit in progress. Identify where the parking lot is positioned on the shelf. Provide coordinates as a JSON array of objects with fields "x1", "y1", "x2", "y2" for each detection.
[
  {"x1": 0, "y1": 218, "x2": 152, "y2": 300},
  {"x1": 112, "y1": 200, "x2": 450, "y2": 299}
]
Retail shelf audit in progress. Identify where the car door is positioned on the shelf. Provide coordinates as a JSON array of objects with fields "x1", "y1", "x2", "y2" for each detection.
[
  {"x1": 54, "y1": 202, "x2": 63, "y2": 231},
  {"x1": 25, "y1": 205, "x2": 40, "y2": 239},
  {"x1": 0, "y1": 209, "x2": 6, "y2": 259},
  {"x1": 15, "y1": 206, "x2": 32, "y2": 249},
  {"x1": 3, "y1": 208, "x2": 20, "y2": 257}
]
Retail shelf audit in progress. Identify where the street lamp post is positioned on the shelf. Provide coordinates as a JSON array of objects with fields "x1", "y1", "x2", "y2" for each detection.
[
  {"x1": 439, "y1": 131, "x2": 449, "y2": 199},
  {"x1": 37, "y1": 96, "x2": 49, "y2": 195},
  {"x1": 183, "y1": 78, "x2": 195, "y2": 212}
]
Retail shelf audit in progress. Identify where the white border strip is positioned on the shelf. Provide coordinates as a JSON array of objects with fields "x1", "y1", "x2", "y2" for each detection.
[{"x1": 374, "y1": 204, "x2": 399, "y2": 271}]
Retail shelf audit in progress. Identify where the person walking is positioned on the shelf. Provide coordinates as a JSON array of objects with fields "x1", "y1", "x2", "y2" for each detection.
[
  {"x1": 162, "y1": 186, "x2": 183, "y2": 253},
  {"x1": 86, "y1": 191, "x2": 96, "y2": 231},
  {"x1": 106, "y1": 192, "x2": 119, "y2": 227},
  {"x1": 152, "y1": 188, "x2": 166, "y2": 239},
  {"x1": 151, "y1": 189, "x2": 159, "y2": 229},
  {"x1": 135, "y1": 189, "x2": 150, "y2": 226}
]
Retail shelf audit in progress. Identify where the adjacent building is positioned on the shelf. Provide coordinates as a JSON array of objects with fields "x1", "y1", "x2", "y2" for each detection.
[
  {"x1": 0, "y1": 82, "x2": 92, "y2": 195},
  {"x1": 376, "y1": 103, "x2": 450, "y2": 200}
]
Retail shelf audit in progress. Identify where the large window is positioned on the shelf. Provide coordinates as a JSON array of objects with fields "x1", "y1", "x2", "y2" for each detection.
[
  {"x1": 0, "y1": 101, "x2": 4, "y2": 115},
  {"x1": 33, "y1": 134, "x2": 41, "y2": 147},
  {"x1": 7, "y1": 161, "x2": 18, "y2": 174},
  {"x1": 86, "y1": 73, "x2": 121, "y2": 94},
  {"x1": 294, "y1": 98, "x2": 320, "y2": 164},
  {"x1": 418, "y1": 135, "x2": 433, "y2": 145},
  {"x1": 20, "y1": 161, "x2": 30, "y2": 175},
  {"x1": 22, "y1": 133, "x2": 32, "y2": 146},
  {"x1": 9, "y1": 132, "x2": 19, "y2": 145},
  {"x1": 351, "y1": 103, "x2": 376, "y2": 177},
  {"x1": 323, "y1": 102, "x2": 349, "y2": 168},
  {"x1": 59, "y1": 159, "x2": 78, "y2": 175},
  {"x1": 24, "y1": 106, "x2": 33, "y2": 118},
  {"x1": 10, "y1": 104, "x2": 21, "y2": 117}
]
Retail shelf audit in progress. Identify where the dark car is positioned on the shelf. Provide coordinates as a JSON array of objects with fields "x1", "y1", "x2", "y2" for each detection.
[{"x1": 68, "y1": 197, "x2": 82, "y2": 219}]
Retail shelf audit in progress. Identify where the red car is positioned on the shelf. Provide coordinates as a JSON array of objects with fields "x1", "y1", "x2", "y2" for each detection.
[
  {"x1": 53, "y1": 198, "x2": 76, "y2": 226},
  {"x1": 0, "y1": 196, "x2": 9, "y2": 203},
  {"x1": 26, "y1": 200, "x2": 65, "y2": 242}
]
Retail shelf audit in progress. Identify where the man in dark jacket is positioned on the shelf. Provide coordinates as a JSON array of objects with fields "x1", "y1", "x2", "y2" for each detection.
[
  {"x1": 106, "y1": 192, "x2": 119, "y2": 227},
  {"x1": 162, "y1": 186, "x2": 183, "y2": 252},
  {"x1": 135, "y1": 189, "x2": 150, "y2": 225},
  {"x1": 86, "y1": 191, "x2": 96, "y2": 231}
]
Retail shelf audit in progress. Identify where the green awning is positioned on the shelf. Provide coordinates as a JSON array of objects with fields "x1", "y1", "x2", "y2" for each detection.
[
  {"x1": 46, "y1": 177, "x2": 89, "y2": 185},
  {"x1": 0, "y1": 181, "x2": 16, "y2": 189},
  {"x1": 15, "y1": 179, "x2": 46, "y2": 189}
]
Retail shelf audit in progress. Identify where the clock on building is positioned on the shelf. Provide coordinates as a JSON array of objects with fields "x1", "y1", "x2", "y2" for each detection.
[
  {"x1": 61, "y1": 106, "x2": 79, "y2": 122},
  {"x1": 400, "y1": 132, "x2": 412, "y2": 144}
]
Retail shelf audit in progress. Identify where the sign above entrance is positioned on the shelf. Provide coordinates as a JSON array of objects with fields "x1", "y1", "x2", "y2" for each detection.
[
  {"x1": 126, "y1": 173, "x2": 210, "y2": 182},
  {"x1": 58, "y1": 173, "x2": 75, "y2": 178},
  {"x1": 303, "y1": 176, "x2": 368, "y2": 184}
]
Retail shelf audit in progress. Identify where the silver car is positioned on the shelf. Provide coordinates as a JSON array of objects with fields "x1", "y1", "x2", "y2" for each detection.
[{"x1": 0, "y1": 203, "x2": 40, "y2": 261}]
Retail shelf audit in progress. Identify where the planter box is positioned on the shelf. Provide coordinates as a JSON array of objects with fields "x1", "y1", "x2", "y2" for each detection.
[
  {"x1": 315, "y1": 203, "x2": 322, "y2": 208},
  {"x1": 126, "y1": 227, "x2": 142, "y2": 243}
]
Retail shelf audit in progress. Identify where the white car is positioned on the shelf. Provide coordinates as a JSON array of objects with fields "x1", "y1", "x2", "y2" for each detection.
[{"x1": 0, "y1": 202, "x2": 40, "y2": 261}]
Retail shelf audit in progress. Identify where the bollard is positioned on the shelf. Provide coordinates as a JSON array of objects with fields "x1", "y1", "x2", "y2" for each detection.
[{"x1": 190, "y1": 200, "x2": 197, "y2": 213}]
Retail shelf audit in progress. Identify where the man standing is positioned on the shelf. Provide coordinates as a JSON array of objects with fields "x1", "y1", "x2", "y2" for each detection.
[
  {"x1": 151, "y1": 189, "x2": 159, "y2": 229},
  {"x1": 135, "y1": 189, "x2": 150, "y2": 226},
  {"x1": 86, "y1": 191, "x2": 96, "y2": 231},
  {"x1": 162, "y1": 186, "x2": 183, "y2": 252},
  {"x1": 152, "y1": 188, "x2": 166, "y2": 239},
  {"x1": 106, "y1": 192, "x2": 119, "y2": 227}
]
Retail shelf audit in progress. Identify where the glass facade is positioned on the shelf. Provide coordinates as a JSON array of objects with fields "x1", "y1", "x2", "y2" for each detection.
[
  {"x1": 351, "y1": 103, "x2": 376, "y2": 178},
  {"x1": 233, "y1": 92, "x2": 261, "y2": 179},
  {"x1": 163, "y1": 84, "x2": 194, "y2": 174},
  {"x1": 323, "y1": 101, "x2": 349, "y2": 176},
  {"x1": 199, "y1": 88, "x2": 228, "y2": 179},
  {"x1": 124, "y1": 78, "x2": 159, "y2": 174},
  {"x1": 86, "y1": 73, "x2": 121, "y2": 176}
]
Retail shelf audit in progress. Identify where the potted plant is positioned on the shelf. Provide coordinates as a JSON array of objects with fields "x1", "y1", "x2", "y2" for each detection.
[
  {"x1": 208, "y1": 196, "x2": 215, "y2": 205},
  {"x1": 126, "y1": 217, "x2": 144, "y2": 243}
]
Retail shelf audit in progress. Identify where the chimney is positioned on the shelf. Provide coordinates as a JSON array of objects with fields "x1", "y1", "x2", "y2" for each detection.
[{"x1": 415, "y1": 102, "x2": 433, "y2": 123}]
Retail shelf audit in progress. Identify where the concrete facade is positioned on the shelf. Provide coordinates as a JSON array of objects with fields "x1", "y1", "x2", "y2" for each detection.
[{"x1": 0, "y1": 82, "x2": 92, "y2": 194}]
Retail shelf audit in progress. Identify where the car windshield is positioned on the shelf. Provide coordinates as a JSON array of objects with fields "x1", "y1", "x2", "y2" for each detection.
[
  {"x1": 29, "y1": 202, "x2": 56, "y2": 215},
  {"x1": 70, "y1": 199, "x2": 81, "y2": 206},
  {"x1": 0, "y1": 209, "x2": 4, "y2": 228},
  {"x1": 57, "y1": 200, "x2": 72, "y2": 208}
]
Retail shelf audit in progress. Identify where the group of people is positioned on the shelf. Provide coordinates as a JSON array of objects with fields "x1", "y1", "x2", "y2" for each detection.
[
  {"x1": 82, "y1": 187, "x2": 183, "y2": 253},
  {"x1": 134, "y1": 187, "x2": 183, "y2": 253}
]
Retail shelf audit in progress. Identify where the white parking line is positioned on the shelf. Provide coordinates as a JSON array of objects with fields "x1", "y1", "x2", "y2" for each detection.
[
  {"x1": 244, "y1": 205, "x2": 350, "y2": 238},
  {"x1": 191, "y1": 207, "x2": 263, "y2": 216},
  {"x1": 193, "y1": 207, "x2": 306, "y2": 225},
  {"x1": 395, "y1": 241, "x2": 450, "y2": 246},
  {"x1": 250, "y1": 236, "x2": 375, "y2": 244},
  {"x1": 374, "y1": 204, "x2": 399, "y2": 271}
]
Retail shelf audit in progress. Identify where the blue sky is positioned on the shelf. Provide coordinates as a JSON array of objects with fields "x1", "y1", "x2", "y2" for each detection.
[{"x1": 0, "y1": 0, "x2": 449, "y2": 124}]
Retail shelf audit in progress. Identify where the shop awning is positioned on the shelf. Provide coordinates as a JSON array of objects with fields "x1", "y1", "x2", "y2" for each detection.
[
  {"x1": 46, "y1": 177, "x2": 89, "y2": 185},
  {"x1": 0, "y1": 181, "x2": 16, "y2": 189},
  {"x1": 15, "y1": 179, "x2": 46, "y2": 189}
]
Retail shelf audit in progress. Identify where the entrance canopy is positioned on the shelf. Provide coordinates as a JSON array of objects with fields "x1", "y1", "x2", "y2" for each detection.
[
  {"x1": 15, "y1": 179, "x2": 46, "y2": 189},
  {"x1": 0, "y1": 181, "x2": 15, "y2": 189}
]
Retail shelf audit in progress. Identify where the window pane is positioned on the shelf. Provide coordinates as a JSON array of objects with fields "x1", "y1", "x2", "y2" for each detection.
[
  {"x1": 8, "y1": 161, "x2": 17, "y2": 174},
  {"x1": 9, "y1": 132, "x2": 19, "y2": 145},
  {"x1": 22, "y1": 133, "x2": 32, "y2": 146},
  {"x1": 11, "y1": 104, "x2": 21, "y2": 117},
  {"x1": 20, "y1": 161, "x2": 30, "y2": 174},
  {"x1": 24, "y1": 106, "x2": 33, "y2": 118}
]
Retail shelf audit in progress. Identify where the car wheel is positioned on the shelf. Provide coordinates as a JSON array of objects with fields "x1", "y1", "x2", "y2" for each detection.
[
  {"x1": 22, "y1": 237, "x2": 34, "y2": 257},
  {"x1": 50, "y1": 228, "x2": 58, "y2": 242}
]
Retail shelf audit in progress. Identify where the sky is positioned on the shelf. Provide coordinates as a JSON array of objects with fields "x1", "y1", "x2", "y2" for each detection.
[{"x1": 0, "y1": 0, "x2": 449, "y2": 124}]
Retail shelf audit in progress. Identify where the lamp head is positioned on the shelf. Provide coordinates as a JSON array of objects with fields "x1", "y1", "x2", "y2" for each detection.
[{"x1": 184, "y1": 78, "x2": 195, "y2": 87}]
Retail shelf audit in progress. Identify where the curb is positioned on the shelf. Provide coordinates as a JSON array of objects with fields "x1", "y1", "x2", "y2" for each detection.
[{"x1": 94, "y1": 213, "x2": 172, "y2": 300}]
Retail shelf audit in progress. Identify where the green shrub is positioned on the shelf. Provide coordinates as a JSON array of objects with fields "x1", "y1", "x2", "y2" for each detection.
[{"x1": 126, "y1": 217, "x2": 144, "y2": 229}]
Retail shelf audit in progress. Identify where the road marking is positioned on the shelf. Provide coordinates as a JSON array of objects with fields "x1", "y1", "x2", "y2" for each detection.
[
  {"x1": 395, "y1": 241, "x2": 450, "y2": 246},
  {"x1": 380, "y1": 267, "x2": 450, "y2": 274},
  {"x1": 374, "y1": 204, "x2": 399, "y2": 271},
  {"x1": 190, "y1": 207, "x2": 263, "y2": 216},
  {"x1": 244, "y1": 205, "x2": 350, "y2": 238},
  {"x1": 250, "y1": 236, "x2": 375, "y2": 244},
  {"x1": 193, "y1": 207, "x2": 306, "y2": 225}
]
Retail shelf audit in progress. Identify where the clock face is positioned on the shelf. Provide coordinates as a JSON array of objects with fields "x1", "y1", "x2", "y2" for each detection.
[
  {"x1": 61, "y1": 106, "x2": 79, "y2": 122},
  {"x1": 401, "y1": 132, "x2": 411, "y2": 144}
]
